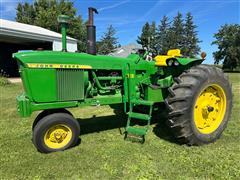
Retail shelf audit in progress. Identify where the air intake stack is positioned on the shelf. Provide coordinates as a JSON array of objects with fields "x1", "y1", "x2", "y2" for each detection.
[
  {"x1": 87, "y1": 7, "x2": 98, "y2": 55},
  {"x1": 58, "y1": 15, "x2": 70, "y2": 52}
]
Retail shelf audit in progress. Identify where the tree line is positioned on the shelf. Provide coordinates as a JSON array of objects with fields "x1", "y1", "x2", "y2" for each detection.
[
  {"x1": 16, "y1": 0, "x2": 239, "y2": 70},
  {"x1": 137, "y1": 12, "x2": 201, "y2": 57}
]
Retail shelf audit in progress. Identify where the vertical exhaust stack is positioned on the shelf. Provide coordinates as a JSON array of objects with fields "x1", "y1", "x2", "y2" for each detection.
[
  {"x1": 58, "y1": 15, "x2": 70, "y2": 52},
  {"x1": 87, "y1": 7, "x2": 98, "y2": 55}
]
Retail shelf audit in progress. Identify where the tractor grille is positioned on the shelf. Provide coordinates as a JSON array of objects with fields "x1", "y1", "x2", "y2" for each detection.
[{"x1": 56, "y1": 69, "x2": 84, "y2": 101}]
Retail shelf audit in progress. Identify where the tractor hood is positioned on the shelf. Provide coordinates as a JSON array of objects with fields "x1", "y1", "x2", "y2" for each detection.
[{"x1": 13, "y1": 51, "x2": 142, "y2": 70}]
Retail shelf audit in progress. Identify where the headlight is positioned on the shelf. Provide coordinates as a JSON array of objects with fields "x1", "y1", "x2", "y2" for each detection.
[
  {"x1": 167, "y1": 59, "x2": 180, "y2": 66},
  {"x1": 174, "y1": 60, "x2": 180, "y2": 66},
  {"x1": 167, "y1": 59, "x2": 174, "y2": 66}
]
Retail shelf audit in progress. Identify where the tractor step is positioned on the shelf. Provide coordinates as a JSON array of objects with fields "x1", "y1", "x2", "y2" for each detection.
[
  {"x1": 124, "y1": 99, "x2": 153, "y2": 143},
  {"x1": 131, "y1": 100, "x2": 154, "y2": 106},
  {"x1": 126, "y1": 126, "x2": 148, "y2": 136},
  {"x1": 124, "y1": 131, "x2": 145, "y2": 144},
  {"x1": 128, "y1": 112, "x2": 151, "y2": 121}
]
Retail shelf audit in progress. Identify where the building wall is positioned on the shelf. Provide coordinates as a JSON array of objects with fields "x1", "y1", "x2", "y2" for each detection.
[{"x1": 53, "y1": 40, "x2": 78, "y2": 52}]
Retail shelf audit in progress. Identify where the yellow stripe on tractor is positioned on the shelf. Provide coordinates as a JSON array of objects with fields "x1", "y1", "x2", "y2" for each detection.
[{"x1": 27, "y1": 63, "x2": 92, "y2": 69}]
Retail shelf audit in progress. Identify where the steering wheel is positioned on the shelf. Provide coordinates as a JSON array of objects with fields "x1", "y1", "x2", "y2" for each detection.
[{"x1": 143, "y1": 51, "x2": 153, "y2": 61}]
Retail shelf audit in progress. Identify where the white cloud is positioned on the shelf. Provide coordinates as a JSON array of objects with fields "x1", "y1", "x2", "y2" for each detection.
[
  {"x1": 98, "y1": 0, "x2": 130, "y2": 12},
  {"x1": 135, "y1": 0, "x2": 166, "y2": 23}
]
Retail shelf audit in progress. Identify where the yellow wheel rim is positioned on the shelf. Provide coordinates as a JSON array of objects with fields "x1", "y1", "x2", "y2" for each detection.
[
  {"x1": 194, "y1": 84, "x2": 227, "y2": 134},
  {"x1": 44, "y1": 124, "x2": 72, "y2": 149}
]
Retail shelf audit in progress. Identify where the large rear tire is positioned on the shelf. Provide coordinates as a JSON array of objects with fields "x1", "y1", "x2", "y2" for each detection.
[
  {"x1": 165, "y1": 65, "x2": 232, "y2": 145},
  {"x1": 33, "y1": 113, "x2": 80, "y2": 153}
]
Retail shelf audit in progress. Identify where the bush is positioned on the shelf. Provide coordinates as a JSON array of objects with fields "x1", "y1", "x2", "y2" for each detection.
[
  {"x1": 211, "y1": 64, "x2": 240, "y2": 72},
  {"x1": 0, "y1": 77, "x2": 10, "y2": 86},
  {"x1": 213, "y1": 64, "x2": 223, "y2": 69},
  {"x1": 223, "y1": 67, "x2": 240, "y2": 73},
  {"x1": 0, "y1": 69, "x2": 11, "y2": 86}
]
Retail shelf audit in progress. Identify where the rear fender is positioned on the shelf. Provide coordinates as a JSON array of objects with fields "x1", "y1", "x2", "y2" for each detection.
[{"x1": 176, "y1": 57, "x2": 204, "y2": 66}]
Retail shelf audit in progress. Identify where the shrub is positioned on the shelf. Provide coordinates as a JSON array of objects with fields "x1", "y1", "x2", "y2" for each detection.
[
  {"x1": 0, "y1": 69, "x2": 11, "y2": 86},
  {"x1": 0, "y1": 77, "x2": 10, "y2": 86}
]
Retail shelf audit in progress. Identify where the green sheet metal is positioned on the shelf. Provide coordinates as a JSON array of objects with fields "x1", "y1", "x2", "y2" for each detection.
[
  {"x1": 177, "y1": 57, "x2": 204, "y2": 65},
  {"x1": 14, "y1": 50, "x2": 203, "y2": 117}
]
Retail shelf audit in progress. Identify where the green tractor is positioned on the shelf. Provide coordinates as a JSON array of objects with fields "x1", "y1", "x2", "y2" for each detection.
[{"x1": 14, "y1": 8, "x2": 232, "y2": 153}]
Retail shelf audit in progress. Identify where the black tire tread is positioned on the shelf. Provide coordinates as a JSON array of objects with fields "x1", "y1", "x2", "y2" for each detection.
[
  {"x1": 165, "y1": 64, "x2": 233, "y2": 145},
  {"x1": 32, "y1": 113, "x2": 80, "y2": 153}
]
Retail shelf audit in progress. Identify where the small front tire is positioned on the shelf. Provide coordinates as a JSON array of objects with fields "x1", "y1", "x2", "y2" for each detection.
[{"x1": 32, "y1": 113, "x2": 80, "y2": 153}]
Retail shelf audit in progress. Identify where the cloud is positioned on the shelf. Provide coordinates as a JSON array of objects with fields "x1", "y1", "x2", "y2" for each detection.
[
  {"x1": 165, "y1": 1, "x2": 238, "y2": 25},
  {"x1": 98, "y1": 0, "x2": 130, "y2": 12},
  {"x1": 135, "y1": 0, "x2": 166, "y2": 23},
  {"x1": 96, "y1": 1, "x2": 167, "y2": 28}
]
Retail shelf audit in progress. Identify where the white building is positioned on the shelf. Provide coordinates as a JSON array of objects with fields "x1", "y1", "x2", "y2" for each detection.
[{"x1": 0, "y1": 19, "x2": 78, "y2": 76}]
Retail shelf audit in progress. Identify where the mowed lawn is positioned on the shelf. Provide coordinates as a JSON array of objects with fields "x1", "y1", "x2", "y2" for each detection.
[{"x1": 0, "y1": 73, "x2": 239, "y2": 179}]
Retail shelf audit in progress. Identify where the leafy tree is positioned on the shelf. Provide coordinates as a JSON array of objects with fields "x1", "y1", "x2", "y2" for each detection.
[
  {"x1": 182, "y1": 12, "x2": 201, "y2": 57},
  {"x1": 156, "y1": 15, "x2": 171, "y2": 54},
  {"x1": 97, "y1": 25, "x2": 119, "y2": 55},
  {"x1": 68, "y1": 17, "x2": 87, "y2": 53},
  {"x1": 33, "y1": 0, "x2": 76, "y2": 32},
  {"x1": 212, "y1": 24, "x2": 240, "y2": 70},
  {"x1": 16, "y1": 3, "x2": 36, "y2": 24},
  {"x1": 16, "y1": 0, "x2": 87, "y2": 52}
]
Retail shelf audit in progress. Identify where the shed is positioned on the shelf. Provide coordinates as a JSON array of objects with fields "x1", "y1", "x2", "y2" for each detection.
[{"x1": 0, "y1": 19, "x2": 78, "y2": 77}]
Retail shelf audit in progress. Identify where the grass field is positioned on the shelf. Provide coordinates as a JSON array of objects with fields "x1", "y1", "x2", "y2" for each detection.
[{"x1": 0, "y1": 73, "x2": 239, "y2": 179}]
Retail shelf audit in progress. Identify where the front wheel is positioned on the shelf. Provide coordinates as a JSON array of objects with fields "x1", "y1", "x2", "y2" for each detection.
[
  {"x1": 32, "y1": 113, "x2": 80, "y2": 153},
  {"x1": 165, "y1": 65, "x2": 232, "y2": 145}
]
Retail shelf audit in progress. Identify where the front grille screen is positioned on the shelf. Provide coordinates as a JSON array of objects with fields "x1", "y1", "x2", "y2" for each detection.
[{"x1": 57, "y1": 69, "x2": 84, "y2": 101}]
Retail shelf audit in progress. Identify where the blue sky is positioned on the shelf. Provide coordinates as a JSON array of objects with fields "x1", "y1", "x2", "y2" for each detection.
[{"x1": 0, "y1": 0, "x2": 239, "y2": 63}]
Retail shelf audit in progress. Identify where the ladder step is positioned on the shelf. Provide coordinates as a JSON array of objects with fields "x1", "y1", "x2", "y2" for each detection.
[
  {"x1": 132, "y1": 99, "x2": 154, "y2": 106},
  {"x1": 128, "y1": 112, "x2": 151, "y2": 121},
  {"x1": 126, "y1": 127, "x2": 147, "y2": 136}
]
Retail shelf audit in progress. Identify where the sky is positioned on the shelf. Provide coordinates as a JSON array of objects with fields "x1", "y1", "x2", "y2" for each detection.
[{"x1": 0, "y1": 0, "x2": 239, "y2": 64}]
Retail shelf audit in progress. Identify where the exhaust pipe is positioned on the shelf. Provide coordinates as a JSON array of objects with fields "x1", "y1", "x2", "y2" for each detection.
[{"x1": 87, "y1": 7, "x2": 98, "y2": 55}]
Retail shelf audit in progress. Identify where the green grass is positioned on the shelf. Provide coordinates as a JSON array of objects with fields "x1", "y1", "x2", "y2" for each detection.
[{"x1": 0, "y1": 73, "x2": 239, "y2": 179}]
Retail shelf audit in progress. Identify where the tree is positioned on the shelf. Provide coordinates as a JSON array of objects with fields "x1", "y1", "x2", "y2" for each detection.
[
  {"x1": 16, "y1": 2, "x2": 36, "y2": 24},
  {"x1": 16, "y1": 0, "x2": 87, "y2": 52},
  {"x1": 212, "y1": 24, "x2": 240, "y2": 70},
  {"x1": 137, "y1": 12, "x2": 201, "y2": 57},
  {"x1": 149, "y1": 21, "x2": 158, "y2": 56},
  {"x1": 137, "y1": 22, "x2": 151, "y2": 50},
  {"x1": 182, "y1": 12, "x2": 201, "y2": 57},
  {"x1": 137, "y1": 21, "x2": 158, "y2": 55},
  {"x1": 156, "y1": 15, "x2": 171, "y2": 54},
  {"x1": 97, "y1": 25, "x2": 119, "y2": 55},
  {"x1": 69, "y1": 17, "x2": 87, "y2": 53},
  {"x1": 169, "y1": 12, "x2": 185, "y2": 50}
]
